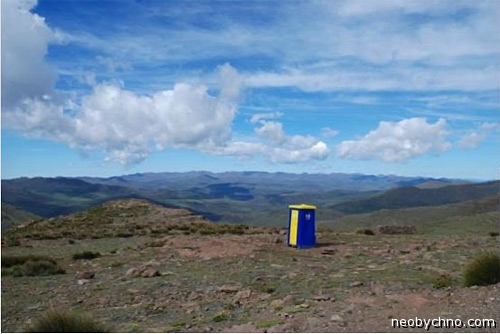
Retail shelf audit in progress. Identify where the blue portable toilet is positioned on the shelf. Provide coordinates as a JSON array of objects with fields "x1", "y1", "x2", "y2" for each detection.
[{"x1": 287, "y1": 204, "x2": 316, "y2": 248}]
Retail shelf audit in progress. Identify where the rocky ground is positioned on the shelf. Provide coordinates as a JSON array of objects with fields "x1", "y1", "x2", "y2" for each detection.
[{"x1": 1, "y1": 199, "x2": 499, "y2": 332}]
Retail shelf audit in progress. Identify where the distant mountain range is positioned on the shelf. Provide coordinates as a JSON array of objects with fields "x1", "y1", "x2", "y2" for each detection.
[
  {"x1": 78, "y1": 171, "x2": 468, "y2": 192},
  {"x1": 1, "y1": 171, "x2": 490, "y2": 230}
]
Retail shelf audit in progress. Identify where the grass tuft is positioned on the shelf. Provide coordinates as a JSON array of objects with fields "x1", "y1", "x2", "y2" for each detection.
[
  {"x1": 213, "y1": 312, "x2": 229, "y2": 322},
  {"x1": 432, "y1": 274, "x2": 453, "y2": 289},
  {"x1": 72, "y1": 251, "x2": 101, "y2": 260},
  {"x1": 463, "y1": 252, "x2": 500, "y2": 287},
  {"x1": 355, "y1": 228, "x2": 375, "y2": 236},
  {"x1": 27, "y1": 309, "x2": 110, "y2": 332}
]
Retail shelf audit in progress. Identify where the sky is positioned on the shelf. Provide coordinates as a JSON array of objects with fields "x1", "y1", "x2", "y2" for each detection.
[{"x1": 1, "y1": 0, "x2": 499, "y2": 180}]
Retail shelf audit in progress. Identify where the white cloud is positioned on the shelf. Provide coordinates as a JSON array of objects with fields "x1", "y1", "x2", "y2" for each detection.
[
  {"x1": 208, "y1": 119, "x2": 329, "y2": 164},
  {"x1": 249, "y1": 111, "x2": 284, "y2": 124},
  {"x1": 336, "y1": 0, "x2": 474, "y2": 18},
  {"x1": 458, "y1": 131, "x2": 487, "y2": 149},
  {"x1": 481, "y1": 122, "x2": 500, "y2": 131},
  {"x1": 255, "y1": 121, "x2": 286, "y2": 144},
  {"x1": 240, "y1": 1, "x2": 498, "y2": 92},
  {"x1": 270, "y1": 141, "x2": 328, "y2": 164},
  {"x1": 245, "y1": 65, "x2": 498, "y2": 92},
  {"x1": 459, "y1": 122, "x2": 499, "y2": 149},
  {"x1": 50, "y1": 0, "x2": 498, "y2": 93},
  {"x1": 4, "y1": 65, "x2": 242, "y2": 165},
  {"x1": 3, "y1": 58, "x2": 328, "y2": 165},
  {"x1": 336, "y1": 118, "x2": 451, "y2": 162},
  {"x1": 208, "y1": 141, "x2": 265, "y2": 158},
  {"x1": 321, "y1": 127, "x2": 339, "y2": 138},
  {"x1": 252, "y1": 120, "x2": 329, "y2": 163},
  {"x1": 3, "y1": 0, "x2": 495, "y2": 170},
  {"x1": 1, "y1": 0, "x2": 58, "y2": 108}
]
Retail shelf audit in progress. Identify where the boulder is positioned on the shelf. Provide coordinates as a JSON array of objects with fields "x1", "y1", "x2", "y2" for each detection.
[
  {"x1": 218, "y1": 284, "x2": 241, "y2": 293},
  {"x1": 141, "y1": 268, "x2": 160, "y2": 278},
  {"x1": 75, "y1": 271, "x2": 95, "y2": 280}
]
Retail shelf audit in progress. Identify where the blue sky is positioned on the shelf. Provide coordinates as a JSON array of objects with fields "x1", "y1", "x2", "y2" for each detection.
[{"x1": 2, "y1": 0, "x2": 499, "y2": 180}]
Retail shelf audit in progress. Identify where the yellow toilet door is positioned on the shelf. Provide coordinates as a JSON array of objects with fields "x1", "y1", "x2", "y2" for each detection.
[{"x1": 289, "y1": 209, "x2": 299, "y2": 246}]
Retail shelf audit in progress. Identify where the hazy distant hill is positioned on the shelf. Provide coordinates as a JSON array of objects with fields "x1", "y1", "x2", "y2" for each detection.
[
  {"x1": 1, "y1": 172, "x2": 478, "y2": 226},
  {"x1": 1, "y1": 177, "x2": 135, "y2": 217},
  {"x1": 330, "y1": 180, "x2": 499, "y2": 214},
  {"x1": 79, "y1": 171, "x2": 466, "y2": 192}
]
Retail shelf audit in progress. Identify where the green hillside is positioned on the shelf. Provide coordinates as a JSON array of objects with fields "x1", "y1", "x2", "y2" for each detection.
[
  {"x1": 1, "y1": 203, "x2": 41, "y2": 231},
  {"x1": 321, "y1": 194, "x2": 499, "y2": 235},
  {"x1": 330, "y1": 180, "x2": 499, "y2": 214}
]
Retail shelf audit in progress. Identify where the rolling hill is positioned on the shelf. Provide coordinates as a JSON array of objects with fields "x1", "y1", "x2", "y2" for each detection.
[
  {"x1": 1, "y1": 203, "x2": 41, "y2": 231},
  {"x1": 0, "y1": 172, "x2": 486, "y2": 228},
  {"x1": 330, "y1": 180, "x2": 499, "y2": 214},
  {"x1": 321, "y1": 193, "x2": 499, "y2": 235},
  {"x1": 1, "y1": 177, "x2": 136, "y2": 217}
]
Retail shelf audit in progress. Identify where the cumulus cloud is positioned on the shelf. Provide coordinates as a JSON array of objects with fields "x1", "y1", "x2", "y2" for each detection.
[
  {"x1": 255, "y1": 121, "x2": 286, "y2": 144},
  {"x1": 208, "y1": 118, "x2": 329, "y2": 164},
  {"x1": 4, "y1": 65, "x2": 242, "y2": 164},
  {"x1": 336, "y1": 118, "x2": 451, "y2": 162},
  {"x1": 1, "y1": 0, "x2": 58, "y2": 107},
  {"x1": 459, "y1": 122, "x2": 499, "y2": 149},
  {"x1": 4, "y1": 56, "x2": 327, "y2": 165},
  {"x1": 458, "y1": 131, "x2": 487, "y2": 149},
  {"x1": 252, "y1": 120, "x2": 329, "y2": 163},
  {"x1": 270, "y1": 141, "x2": 328, "y2": 164}
]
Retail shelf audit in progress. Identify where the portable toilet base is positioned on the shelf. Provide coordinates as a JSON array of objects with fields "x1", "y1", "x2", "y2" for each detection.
[{"x1": 287, "y1": 204, "x2": 316, "y2": 248}]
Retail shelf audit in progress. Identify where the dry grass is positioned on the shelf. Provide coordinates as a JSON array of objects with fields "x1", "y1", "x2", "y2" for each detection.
[
  {"x1": 463, "y1": 252, "x2": 500, "y2": 287},
  {"x1": 27, "y1": 309, "x2": 109, "y2": 333}
]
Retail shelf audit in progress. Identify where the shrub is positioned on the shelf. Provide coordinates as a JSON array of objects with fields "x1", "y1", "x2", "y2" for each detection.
[
  {"x1": 72, "y1": 251, "x2": 101, "y2": 260},
  {"x1": 463, "y1": 252, "x2": 500, "y2": 287},
  {"x1": 24, "y1": 260, "x2": 66, "y2": 276},
  {"x1": 170, "y1": 320, "x2": 186, "y2": 328},
  {"x1": 356, "y1": 228, "x2": 375, "y2": 236},
  {"x1": 5, "y1": 238, "x2": 21, "y2": 247},
  {"x1": 488, "y1": 231, "x2": 499, "y2": 237},
  {"x1": 1, "y1": 255, "x2": 65, "y2": 277},
  {"x1": 213, "y1": 312, "x2": 229, "y2": 322},
  {"x1": 115, "y1": 232, "x2": 134, "y2": 238},
  {"x1": 28, "y1": 309, "x2": 109, "y2": 332},
  {"x1": 432, "y1": 274, "x2": 453, "y2": 289},
  {"x1": 232, "y1": 228, "x2": 245, "y2": 235},
  {"x1": 199, "y1": 228, "x2": 216, "y2": 236},
  {"x1": 265, "y1": 287, "x2": 276, "y2": 293},
  {"x1": 2, "y1": 255, "x2": 56, "y2": 268}
]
